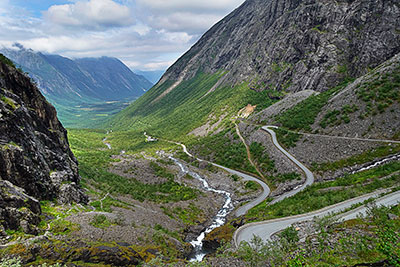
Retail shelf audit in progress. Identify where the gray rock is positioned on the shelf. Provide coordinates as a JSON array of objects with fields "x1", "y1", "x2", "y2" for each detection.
[
  {"x1": 58, "y1": 183, "x2": 88, "y2": 205},
  {"x1": 387, "y1": 213, "x2": 399, "y2": 220},
  {"x1": 0, "y1": 180, "x2": 41, "y2": 234},
  {"x1": 158, "y1": 0, "x2": 400, "y2": 96},
  {"x1": 0, "y1": 60, "x2": 85, "y2": 202},
  {"x1": 0, "y1": 57, "x2": 87, "y2": 233}
]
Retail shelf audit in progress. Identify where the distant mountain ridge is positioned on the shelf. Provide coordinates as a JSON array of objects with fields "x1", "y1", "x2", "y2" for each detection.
[
  {"x1": 0, "y1": 47, "x2": 152, "y2": 101},
  {"x1": 135, "y1": 70, "x2": 165, "y2": 84},
  {"x1": 0, "y1": 46, "x2": 153, "y2": 127}
]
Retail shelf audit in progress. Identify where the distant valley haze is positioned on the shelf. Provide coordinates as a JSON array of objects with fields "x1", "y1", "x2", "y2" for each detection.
[
  {"x1": 0, "y1": 0, "x2": 245, "y2": 73},
  {"x1": 0, "y1": 0, "x2": 245, "y2": 127}
]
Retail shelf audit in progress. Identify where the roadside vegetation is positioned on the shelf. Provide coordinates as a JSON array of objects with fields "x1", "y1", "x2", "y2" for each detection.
[
  {"x1": 143, "y1": 204, "x2": 400, "y2": 266},
  {"x1": 227, "y1": 204, "x2": 400, "y2": 266},
  {"x1": 246, "y1": 161, "x2": 400, "y2": 221}
]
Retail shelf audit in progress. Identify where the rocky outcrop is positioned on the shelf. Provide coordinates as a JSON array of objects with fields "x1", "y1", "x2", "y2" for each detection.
[
  {"x1": 158, "y1": 0, "x2": 400, "y2": 95},
  {"x1": 0, "y1": 56, "x2": 87, "y2": 233},
  {"x1": 1, "y1": 239, "x2": 157, "y2": 266},
  {"x1": 0, "y1": 180, "x2": 41, "y2": 235}
]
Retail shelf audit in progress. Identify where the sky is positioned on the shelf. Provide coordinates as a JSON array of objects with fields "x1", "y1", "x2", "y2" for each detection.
[{"x1": 0, "y1": 0, "x2": 245, "y2": 71}]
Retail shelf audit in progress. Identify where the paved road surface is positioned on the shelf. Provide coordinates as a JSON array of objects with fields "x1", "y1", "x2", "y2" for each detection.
[
  {"x1": 261, "y1": 126, "x2": 314, "y2": 204},
  {"x1": 159, "y1": 125, "x2": 315, "y2": 217},
  {"x1": 234, "y1": 189, "x2": 400, "y2": 246},
  {"x1": 176, "y1": 143, "x2": 271, "y2": 217}
]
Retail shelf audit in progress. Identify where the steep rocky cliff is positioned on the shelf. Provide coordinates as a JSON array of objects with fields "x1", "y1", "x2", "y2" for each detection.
[
  {"x1": 0, "y1": 56, "x2": 87, "y2": 235},
  {"x1": 109, "y1": 0, "x2": 400, "y2": 136},
  {"x1": 160, "y1": 0, "x2": 400, "y2": 94}
]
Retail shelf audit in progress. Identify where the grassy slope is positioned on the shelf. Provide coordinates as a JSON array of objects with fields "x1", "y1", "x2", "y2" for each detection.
[
  {"x1": 68, "y1": 129, "x2": 199, "y2": 203},
  {"x1": 107, "y1": 72, "x2": 280, "y2": 140}
]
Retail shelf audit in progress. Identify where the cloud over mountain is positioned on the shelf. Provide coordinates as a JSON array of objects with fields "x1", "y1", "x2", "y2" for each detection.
[{"x1": 0, "y1": 0, "x2": 245, "y2": 71}]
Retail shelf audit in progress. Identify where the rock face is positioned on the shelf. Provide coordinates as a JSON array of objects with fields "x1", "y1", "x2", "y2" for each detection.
[
  {"x1": 0, "y1": 180, "x2": 41, "y2": 235},
  {"x1": 0, "y1": 57, "x2": 87, "y2": 233},
  {"x1": 159, "y1": 0, "x2": 400, "y2": 94}
]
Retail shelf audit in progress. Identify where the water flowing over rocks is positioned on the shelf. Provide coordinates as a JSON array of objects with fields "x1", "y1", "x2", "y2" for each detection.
[{"x1": 171, "y1": 157, "x2": 234, "y2": 262}]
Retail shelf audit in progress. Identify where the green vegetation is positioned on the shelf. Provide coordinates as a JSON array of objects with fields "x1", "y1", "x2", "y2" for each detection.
[
  {"x1": 278, "y1": 226, "x2": 299, "y2": 244},
  {"x1": 320, "y1": 104, "x2": 359, "y2": 128},
  {"x1": 226, "y1": 204, "x2": 400, "y2": 266},
  {"x1": 68, "y1": 129, "x2": 199, "y2": 203},
  {"x1": 0, "y1": 53, "x2": 15, "y2": 68},
  {"x1": 153, "y1": 224, "x2": 181, "y2": 242},
  {"x1": 274, "y1": 128, "x2": 301, "y2": 148},
  {"x1": 357, "y1": 65, "x2": 400, "y2": 117},
  {"x1": 245, "y1": 181, "x2": 261, "y2": 191},
  {"x1": 90, "y1": 214, "x2": 112, "y2": 229},
  {"x1": 149, "y1": 161, "x2": 174, "y2": 180},
  {"x1": 0, "y1": 95, "x2": 18, "y2": 110},
  {"x1": 161, "y1": 203, "x2": 204, "y2": 225},
  {"x1": 47, "y1": 94, "x2": 135, "y2": 128},
  {"x1": 246, "y1": 161, "x2": 400, "y2": 221},
  {"x1": 90, "y1": 195, "x2": 132, "y2": 213},
  {"x1": 249, "y1": 142, "x2": 276, "y2": 173},
  {"x1": 312, "y1": 144, "x2": 400, "y2": 172},
  {"x1": 38, "y1": 201, "x2": 84, "y2": 235},
  {"x1": 0, "y1": 257, "x2": 63, "y2": 267},
  {"x1": 107, "y1": 72, "x2": 279, "y2": 140},
  {"x1": 270, "y1": 172, "x2": 301, "y2": 184},
  {"x1": 277, "y1": 79, "x2": 354, "y2": 131},
  {"x1": 189, "y1": 127, "x2": 256, "y2": 174},
  {"x1": 337, "y1": 64, "x2": 348, "y2": 74},
  {"x1": 311, "y1": 24, "x2": 327, "y2": 34},
  {"x1": 271, "y1": 62, "x2": 292, "y2": 73}
]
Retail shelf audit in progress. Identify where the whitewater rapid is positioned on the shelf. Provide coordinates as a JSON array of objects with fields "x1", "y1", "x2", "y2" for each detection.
[{"x1": 170, "y1": 157, "x2": 234, "y2": 262}]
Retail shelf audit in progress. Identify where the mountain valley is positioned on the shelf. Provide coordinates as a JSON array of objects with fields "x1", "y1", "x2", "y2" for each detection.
[
  {"x1": 0, "y1": 0, "x2": 400, "y2": 266},
  {"x1": 0, "y1": 47, "x2": 153, "y2": 128}
]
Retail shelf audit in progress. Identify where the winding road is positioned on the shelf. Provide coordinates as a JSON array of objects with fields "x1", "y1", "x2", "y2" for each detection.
[
  {"x1": 261, "y1": 126, "x2": 314, "y2": 204},
  {"x1": 146, "y1": 125, "x2": 399, "y2": 252},
  {"x1": 173, "y1": 142, "x2": 270, "y2": 217},
  {"x1": 234, "y1": 189, "x2": 400, "y2": 246},
  {"x1": 165, "y1": 124, "x2": 315, "y2": 216}
]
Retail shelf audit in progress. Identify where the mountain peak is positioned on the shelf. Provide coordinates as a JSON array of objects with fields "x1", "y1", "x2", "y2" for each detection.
[{"x1": 158, "y1": 0, "x2": 400, "y2": 96}]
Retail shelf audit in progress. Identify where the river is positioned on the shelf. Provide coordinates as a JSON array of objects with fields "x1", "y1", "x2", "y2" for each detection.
[{"x1": 170, "y1": 157, "x2": 234, "y2": 262}]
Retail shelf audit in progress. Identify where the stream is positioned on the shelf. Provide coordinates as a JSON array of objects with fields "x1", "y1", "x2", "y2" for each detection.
[
  {"x1": 103, "y1": 131, "x2": 112, "y2": 150},
  {"x1": 352, "y1": 153, "x2": 400, "y2": 174},
  {"x1": 170, "y1": 157, "x2": 234, "y2": 262}
]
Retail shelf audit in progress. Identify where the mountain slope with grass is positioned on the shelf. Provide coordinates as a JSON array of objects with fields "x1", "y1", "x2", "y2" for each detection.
[
  {"x1": 0, "y1": 46, "x2": 153, "y2": 127},
  {"x1": 108, "y1": 0, "x2": 400, "y2": 139},
  {"x1": 2, "y1": 0, "x2": 400, "y2": 265}
]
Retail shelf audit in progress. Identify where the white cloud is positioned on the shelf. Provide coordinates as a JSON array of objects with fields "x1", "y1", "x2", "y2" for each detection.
[
  {"x1": 44, "y1": 0, "x2": 134, "y2": 30},
  {"x1": 136, "y1": 0, "x2": 244, "y2": 13},
  {"x1": 0, "y1": 0, "x2": 244, "y2": 71},
  {"x1": 148, "y1": 12, "x2": 224, "y2": 34},
  {"x1": 135, "y1": 0, "x2": 245, "y2": 34},
  {"x1": 125, "y1": 60, "x2": 175, "y2": 71}
]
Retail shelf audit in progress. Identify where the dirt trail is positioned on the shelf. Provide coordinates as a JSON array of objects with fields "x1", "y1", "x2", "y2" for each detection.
[{"x1": 235, "y1": 123, "x2": 266, "y2": 181}]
